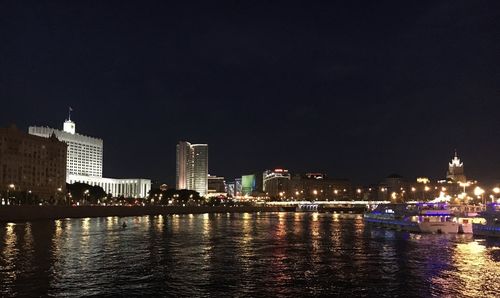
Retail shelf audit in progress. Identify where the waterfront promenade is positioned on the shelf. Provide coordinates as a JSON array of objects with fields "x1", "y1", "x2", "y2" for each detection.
[{"x1": 0, "y1": 205, "x2": 280, "y2": 222}]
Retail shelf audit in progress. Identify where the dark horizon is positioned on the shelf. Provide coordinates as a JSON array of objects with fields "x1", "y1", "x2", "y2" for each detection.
[{"x1": 1, "y1": 1, "x2": 500, "y2": 186}]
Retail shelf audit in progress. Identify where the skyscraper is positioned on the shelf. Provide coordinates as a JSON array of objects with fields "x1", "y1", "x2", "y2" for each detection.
[
  {"x1": 176, "y1": 141, "x2": 208, "y2": 196},
  {"x1": 176, "y1": 141, "x2": 191, "y2": 190}
]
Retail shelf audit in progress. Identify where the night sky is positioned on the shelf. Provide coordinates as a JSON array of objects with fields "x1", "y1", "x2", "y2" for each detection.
[{"x1": 1, "y1": 1, "x2": 499, "y2": 185}]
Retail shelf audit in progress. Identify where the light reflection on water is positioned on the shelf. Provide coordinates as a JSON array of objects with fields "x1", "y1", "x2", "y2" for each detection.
[{"x1": 0, "y1": 212, "x2": 499, "y2": 297}]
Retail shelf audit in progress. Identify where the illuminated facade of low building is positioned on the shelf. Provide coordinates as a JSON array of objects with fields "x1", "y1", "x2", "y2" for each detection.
[{"x1": 67, "y1": 175, "x2": 151, "y2": 198}]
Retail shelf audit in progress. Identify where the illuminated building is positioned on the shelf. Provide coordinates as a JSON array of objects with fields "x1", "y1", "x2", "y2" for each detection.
[
  {"x1": 289, "y1": 173, "x2": 351, "y2": 200},
  {"x1": 225, "y1": 181, "x2": 235, "y2": 197},
  {"x1": 378, "y1": 174, "x2": 407, "y2": 201},
  {"x1": 447, "y1": 151, "x2": 466, "y2": 183},
  {"x1": 29, "y1": 113, "x2": 151, "y2": 198},
  {"x1": 305, "y1": 173, "x2": 325, "y2": 179},
  {"x1": 67, "y1": 176, "x2": 151, "y2": 198},
  {"x1": 208, "y1": 175, "x2": 226, "y2": 193},
  {"x1": 176, "y1": 141, "x2": 208, "y2": 196},
  {"x1": 29, "y1": 115, "x2": 103, "y2": 178},
  {"x1": 263, "y1": 169, "x2": 291, "y2": 198},
  {"x1": 241, "y1": 174, "x2": 257, "y2": 196},
  {"x1": 176, "y1": 141, "x2": 190, "y2": 190},
  {"x1": 241, "y1": 173, "x2": 263, "y2": 196},
  {"x1": 235, "y1": 178, "x2": 242, "y2": 196},
  {"x1": 0, "y1": 125, "x2": 67, "y2": 201}
]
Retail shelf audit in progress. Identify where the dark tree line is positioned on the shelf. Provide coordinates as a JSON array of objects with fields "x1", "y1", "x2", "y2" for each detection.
[
  {"x1": 66, "y1": 182, "x2": 107, "y2": 205},
  {"x1": 148, "y1": 188, "x2": 203, "y2": 206}
]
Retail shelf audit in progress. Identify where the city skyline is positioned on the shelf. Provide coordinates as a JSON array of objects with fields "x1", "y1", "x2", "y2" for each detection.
[
  {"x1": 4, "y1": 113, "x2": 498, "y2": 187},
  {"x1": 1, "y1": 1, "x2": 500, "y2": 185},
  {"x1": 1, "y1": 2, "x2": 500, "y2": 296}
]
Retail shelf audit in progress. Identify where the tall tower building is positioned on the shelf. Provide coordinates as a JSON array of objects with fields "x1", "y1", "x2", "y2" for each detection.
[
  {"x1": 191, "y1": 144, "x2": 208, "y2": 196},
  {"x1": 446, "y1": 151, "x2": 466, "y2": 183},
  {"x1": 176, "y1": 141, "x2": 208, "y2": 196},
  {"x1": 176, "y1": 141, "x2": 191, "y2": 190}
]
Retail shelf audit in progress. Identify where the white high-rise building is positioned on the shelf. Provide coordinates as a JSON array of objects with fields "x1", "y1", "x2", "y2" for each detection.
[
  {"x1": 29, "y1": 113, "x2": 151, "y2": 198},
  {"x1": 30, "y1": 118, "x2": 103, "y2": 178},
  {"x1": 176, "y1": 141, "x2": 208, "y2": 196}
]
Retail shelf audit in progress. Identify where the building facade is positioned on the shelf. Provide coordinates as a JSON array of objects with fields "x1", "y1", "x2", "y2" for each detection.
[
  {"x1": 263, "y1": 169, "x2": 291, "y2": 198},
  {"x1": 241, "y1": 174, "x2": 256, "y2": 196},
  {"x1": 176, "y1": 141, "x2": 190, "y2": 190},
  {"x1": 29, "y1": 119, "x2": 103, "y2": 178},
  {"x1": 67, "y1": 175, "x2": 150, "y2": 198},
  {"x1": 235, "y1": 178, "x2": 242, "y2": 197},
  {"x1": 176, "y1": 141, "x2": 208, "y2": 196},
  {"x1": 0, "y1": 125, "x2": 67, "y2": 202},
  {"x1": 29, "y1": 116, "x2": 151, "y2": 198},
  {"x1": 208, "y1": 175, "x2": 226, "y2": 194},
  {"x1": 191, "y1": 144, "x2": 208, "y2": 196},
  {"x1": 225, "y1": 181, "x2": 235, "y2": 197},
  {"x1": 289, "y1": 173, "x2": 351, "y2": 200}
]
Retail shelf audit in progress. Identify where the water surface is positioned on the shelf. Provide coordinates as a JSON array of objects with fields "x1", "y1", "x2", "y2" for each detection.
[{"x1": 1, "y1": 212, "x2": 499, "y2": 297}]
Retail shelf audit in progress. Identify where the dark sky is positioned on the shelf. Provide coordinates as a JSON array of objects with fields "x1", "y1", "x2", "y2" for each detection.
[{"x1": 1, "y1": 1, "x2": 500, "y2": 185}]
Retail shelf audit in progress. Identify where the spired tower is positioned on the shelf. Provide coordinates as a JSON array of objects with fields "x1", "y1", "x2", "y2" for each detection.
[
  {"x1": 63, "y1": 107, "x2": 76, "y2": 134},
  {"x1": 446, "y1": 150, "x2": 466, "y2": 183}
]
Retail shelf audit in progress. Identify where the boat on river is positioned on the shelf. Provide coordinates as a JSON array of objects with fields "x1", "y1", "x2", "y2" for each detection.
[
  {"x1": 449, "y1": 205, "x2": 485, "y2": 234},
  {"x1": 473, "y1": 203, "x2": 500, "y2": 237},
  {"x1": 364, "y1": 203, "x2": 459, "y2": 234}
]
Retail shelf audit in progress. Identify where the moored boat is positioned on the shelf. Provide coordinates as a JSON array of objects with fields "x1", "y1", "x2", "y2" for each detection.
[
  {"x1": 365, "y1": 202, "x2": 459, "y2": 234},
  {"x1": 449, "y1": 205, "x2": 485, "y2": 234},
  {"x1": 364, "y1": 204, "x2": 420, "y2": 233},
  {"x1": 417, "y1": 204, "x2": 459, "y2": 234}
]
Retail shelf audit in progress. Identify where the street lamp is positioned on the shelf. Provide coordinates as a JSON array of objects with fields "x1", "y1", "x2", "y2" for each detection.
[
  {"x1": 492, "y1": 187, "x2": 500, "y2": 203},
  {"x1": 84, "y1": 189, "x2": 90, "y2": 205},
  {"x1": 474, "y1": 186, "x2": 485, "y2": 205},
  {"x1": 7, "y1": 184, "x2": 15, "y2": 205},
  {"x1": 56, "y1": 187, "x2": 63, "y2": 205},
  {"x1": 391, "y1": 192, "x2": 397, "y2": 202}
]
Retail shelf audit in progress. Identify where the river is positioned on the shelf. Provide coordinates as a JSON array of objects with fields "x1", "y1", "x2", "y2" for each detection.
[{"x1": 1, "y1": 212, "x2": 499, "y2": 297}]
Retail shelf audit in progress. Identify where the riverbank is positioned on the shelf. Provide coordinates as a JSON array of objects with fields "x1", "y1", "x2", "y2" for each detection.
[{"x1": 0, "y1": 205, "x2": 281, "y2": 222}]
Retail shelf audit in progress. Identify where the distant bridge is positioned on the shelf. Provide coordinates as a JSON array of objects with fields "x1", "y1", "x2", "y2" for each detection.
[
  {"x1": 264, "y1": 200, "x2": 391, "y2": 206},
  {"x1": 262, "y1": 200, "x2": 393, "y2": 213}
]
